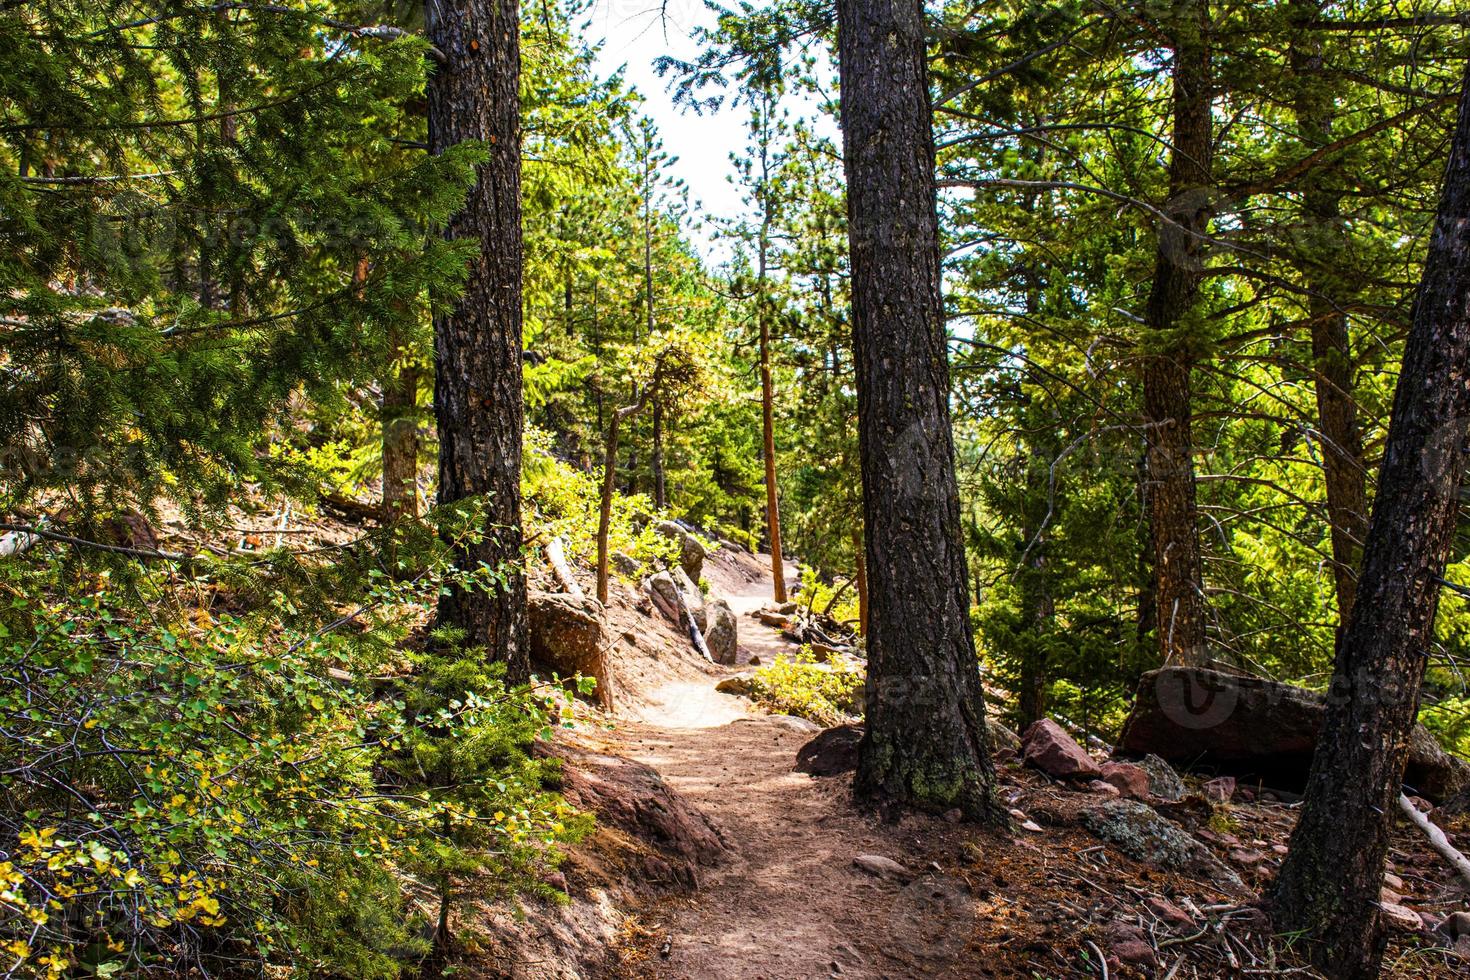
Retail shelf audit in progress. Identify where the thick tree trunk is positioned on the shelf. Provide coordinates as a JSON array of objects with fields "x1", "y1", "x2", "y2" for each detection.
[
  {"x1": 837, "y1": 0, "x2": 1005, "y2": 823},
  {"x1": 1269, "y1": 64, "x2": 1470, "y2": 980},
  {"x1": 426, "y1": 0, "x2": 527, "y2": 680},
  {"x1": 1141, "y1": 0, "x2": 1212, "y2": 666},
  {"x1": 1290, "y1": 2, "x2": 1368, "y2": 622},
  {"x1": 851, "y1": 521, "x2": 869, "y2": 637}
]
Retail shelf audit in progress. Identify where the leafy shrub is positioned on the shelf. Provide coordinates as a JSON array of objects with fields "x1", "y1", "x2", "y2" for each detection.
[
  {"x1": 751, "y1": 651, "x2": 864, "y2": 726},
  {"x1": 0, "y1": 509, "x2": 586, "y2": 978}
]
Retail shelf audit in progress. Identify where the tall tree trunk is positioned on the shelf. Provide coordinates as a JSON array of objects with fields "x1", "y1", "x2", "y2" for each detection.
[
  {"x1": 597, "y1": 396, "x2": 649, "y2": 604},
  {"x1": 1290, "y1": 1, "x2": 1368, "y2": 622},
  {"x1": 1142, "y1": 0, "x2": 1212, "y2": 666},
  {"x1": 1269, "y1": 63, "x2": 1470, "y2": 980},
  {"x1": 837, "y1": 0, "x2": 1006, "y2": 824},
  {"x1": 426, "y1": 0, "x2": 527, "y2": 680},
  {"x1": 1017, "y1": 445, "x2": 1055, "y2": 727},
  {"x1": 757, "y1": 116, "x2": 788, "y2": 603}
]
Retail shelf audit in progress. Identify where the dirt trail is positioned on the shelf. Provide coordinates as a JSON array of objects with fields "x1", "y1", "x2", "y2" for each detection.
[{"x1": 601, "y1": 552, "x2": 977, "y2": 979}]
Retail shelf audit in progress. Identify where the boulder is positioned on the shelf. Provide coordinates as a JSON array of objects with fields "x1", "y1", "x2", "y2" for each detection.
[
  {"x1": 1100, "y1": 762, "x2": 1151, "y2": 800},
  {"x1": 646, "y1": 569, "x2": 706, "y2": 633},
  {"x1": 528, "y1": 590, "x2": 610, "y2": 706},
  {"x1": 1133, "y1": 754, "x2": 1187, "y2": 801},
  {"x1": 656, "y1": 520, "x2": 706, "y2": 583},
  {"x1": 1118, "y1": 666, "x2": 1470, "y2": 801},
  {"x1": 1381, "y1": 903, "x2": 1425, "y2": 933},
  {"x1": 716, "y1": 673, "x2": 755, "y2": 697},
  {"x1": 758, "y1": 610, "x2": 792, "y2": 629},
  {"x1": 1022, "y1": 719, "x2": 1102, "y2": 780},
  {"x1": 611, "y1": 551, "x2": 642, "y2": 577},
  {"x1": 704, "y1": 598, "x2": 739, "y2": 665},
  {"x1": 796, "y1": 724, "x2": 864, "y2": 776},
  {"x1": 1082, "y1": 801, "x2": 1245, "y2": 892},
  {"x1": 535, "y1": 741, "x2": 725, "y2": 890},
  {"x1": 987, "y1": 718, "x2": 1023, "y2": 755}
]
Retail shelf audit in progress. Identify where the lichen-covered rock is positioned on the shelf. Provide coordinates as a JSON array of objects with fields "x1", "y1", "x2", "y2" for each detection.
[
  {"x1": 1082, "y1": 801, "x2": 1244, "y2": 892},
  {"x1": 656, "y1": 520, "x2": 706, "y2": 583},
  {"x1": 705, "y1": 598, "x2": 738, "y2": 665},
  {"x1": 1132, "y1": 753, "x2": 1187, "y2": 801},
  {"x1": 987, "y1": 718, "x2": 1022, "y2": 755},
  {"x1": 611, "y1": 551, "x2": 642, "y2": 577}
]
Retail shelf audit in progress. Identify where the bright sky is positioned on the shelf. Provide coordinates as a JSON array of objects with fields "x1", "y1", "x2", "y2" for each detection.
[{"x1": 582, "y1": 0, "x2": 749, "y2": 261}]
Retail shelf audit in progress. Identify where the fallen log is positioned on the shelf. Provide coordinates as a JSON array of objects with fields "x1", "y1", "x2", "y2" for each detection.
[{"x1": 546, "y1": 536, "x2": 585, "y2": 600}]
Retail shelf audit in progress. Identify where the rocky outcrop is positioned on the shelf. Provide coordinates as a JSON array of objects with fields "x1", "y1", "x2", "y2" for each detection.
[
  {"x1": 1119, "y1": 666, "x2": 1470, "y2": 801},
  {"x1": 528, "y1": 590, "x2": 611, "y2": 707},
  {"x1": 656, "y1": 520, "x2": 706, "y2": 583},
  {"x1": 1082, "y1": 801, "x2": 1245, "y2": 893},
  {"x1": 704, "y1": 598, "x2": 738, "y2": 665},
  {"x1": 537, "y1": 741, "x2": 726, "y2": 890},
  {"x1": 796, "y1": 724, "x2": 865, "y2": 776},
  {"x1": 1132, "y1": 754, "x2": 1187, "y2": 802},
  {"x1": 1022, "y1": 719, "x2": 1101, "y2": 780},
  {"x1": 646, "y1": 568, "x2": 706, "y2": 633}
]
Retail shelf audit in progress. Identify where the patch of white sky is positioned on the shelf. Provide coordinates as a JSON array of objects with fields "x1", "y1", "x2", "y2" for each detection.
[{"x1": 580, "y1": 0, "x2": 834, "y2": 266}]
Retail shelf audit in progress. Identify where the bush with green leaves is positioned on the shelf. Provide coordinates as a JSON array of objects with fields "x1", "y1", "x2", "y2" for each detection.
[
  {"x1": 0, "y1": 509, "x2": 586, "y2": 979},
  {"x1": 750, "y1": 651, "x2": 863, "y2": 726}
]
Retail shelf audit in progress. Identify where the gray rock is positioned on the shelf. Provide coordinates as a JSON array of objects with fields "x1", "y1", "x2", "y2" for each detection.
[
  {"x1": 704, "y1": 598, "x2": 738, "y2": 666},
  {"x1": 852, "y1": 854, "x2": 912, "y2": 882},
  {"x1": 1082, "y1": 801, "x2": 1245, "y2": 892},
  {"x1": 611, "y1": 551, "x2": 642, "y2": 577},
  {"x1": 986, "y1": 718, "x2": 1022, "y2": 755},
  {"x1": 768, "y1": 714, "x2": 822, "y2": 734},
  {"x1": 656, "y1": 520, "x2": 706, "y2": 583},
  {"x1": 1133, "y1": 754, "x2": 1187, "y2": 802},
  {"x1": 646, "y1": 569, "x2": 706, "y2": 632}
]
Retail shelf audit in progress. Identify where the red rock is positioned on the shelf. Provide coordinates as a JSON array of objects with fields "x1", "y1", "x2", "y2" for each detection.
[
  {"x1": 1088, "y1": 779, "x2": 1121, "y2": 798},
  {"x1": 1144, "y1": 897, "x2": 1195, "y2": 928},
  {"x1": 1380, "y1": 903, "x2": 1424, "y2": 933},
  {"x1": 1100, "y1": 762, "x2": 1151, "y2": 799},
  {"x1": 1203, "y1": 776, "x2": 1237, "y2": 802},
  {"x1": 1228, "y1": 847, "x2": 1267, "y2": 868},
  {"x1": 1022, "y1": 719, "x2": 1101, "y2": 780}
]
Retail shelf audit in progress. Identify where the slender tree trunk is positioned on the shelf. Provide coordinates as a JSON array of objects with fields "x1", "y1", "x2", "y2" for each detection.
[
  {"x1": 426, "y1": 0, "x2": 527, "y2": 679},
  {"x1": 1270, "y1": 63, "x2": 1470, "y2": 980},
  {"x1": 381, "y1": 327, "x2": 420, "y2": 521},
  {"x1": 1142, "y1": 0, "x2": 1212, "y2": 666},
  {"x1": 652, "y1": 402, "x2": 667, "y2": 510},
  {"x1": 1290, "y1": 1, "x2": 1368, "y2": 622},
  {"x1": 597, "y1": 398, "x2": 647, "y2": 604},
  {"x1": 757, "y1": 120, "x2": 788, "y2": 603},
  {"x1": 837, "y1": 0, "x2": 1005, "y2": 823},
  {"x1": 1017, "y1": 447, "x2": 1054, "y2": 727}
]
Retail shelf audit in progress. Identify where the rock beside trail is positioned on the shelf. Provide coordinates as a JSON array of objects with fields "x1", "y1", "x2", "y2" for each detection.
[
  {"x1": 656, "y1": 520, "x2": 706, "y2": 583},
  {"x1": 646, "y1": 568, "x2": 706, "y2": 633},
  {"x1": 704, "y1": 598, "x2": 738, "y2": 665},
  {"x1": 1203, "y1": 776, "x2": 1237, "y2": 803},
  {"x1": 796, "y1": 724, "x2": 865, "y2": 776},
  {"x1": 528, "y1": 590, "x2": 610, "y2": 706},
  {"x1": 536, "y1": 741, "x2": 725, "y2": 890},
  {"x1": 987, "y1": 718, "x2": 1023, "y2": 756},
  {"x1": 1119, "y1": 666, "x2": 1470, "y2": 801},
  {"x1": 1022, "y1": 719, "x2": 1102, "y2": 780},
  {"x1": 715, "y1": 673, "x2": 755, "y2": 697},
  {"x1": 611, "y1": 551, "x2": 642, "y2": 577},
  {"x1": 852, "y1": 854, "x2": 912, "y2": 882},
  {"x1": 1081, "y1": 801, "x2": 1245, "y2": 892}
]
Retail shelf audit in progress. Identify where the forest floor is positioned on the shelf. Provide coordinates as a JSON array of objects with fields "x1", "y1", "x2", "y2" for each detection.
[{"x1": 560, "y1": 548, "x2": 1470, "y2": 980}]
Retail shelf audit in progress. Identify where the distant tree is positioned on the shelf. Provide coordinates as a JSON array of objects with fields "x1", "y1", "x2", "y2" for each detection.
[
  {"x1": 1270, "y1": 62, "x2": 1470, "y2": 980},
  {"x1": 837, "y1": 0, "x2": 1007, "y2": 822},
  {"x1": 426, "y1": 0, "x2": 528, "y2": 678}
]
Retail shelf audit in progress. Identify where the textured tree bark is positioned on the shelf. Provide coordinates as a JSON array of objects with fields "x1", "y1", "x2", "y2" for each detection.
[
  {"x1": 1290, "y1": 1, "x2": 1368, "y2": 622},
  {"x1": 596, "y1": 397, "x2": 648, "y2": 604},
  {"x1": 1269, "y1": 63, "x2": 1470, "y2": 980},
  {"x1": 837, "y1": 0, "x2": 1005, "y2": 823},
  {"x1": 1141, "y1": 0, "x2": 1212, "y2": 666},
  {"x1": 851, "y1": 522, "x2": 868, "y2": 638},
  {"x1": 426, "y1": 0, "x2": 528, "y2": 680}
]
